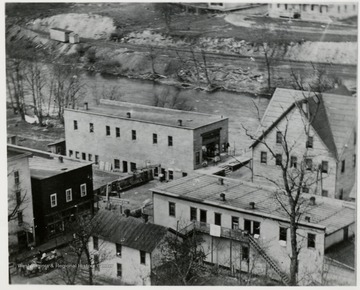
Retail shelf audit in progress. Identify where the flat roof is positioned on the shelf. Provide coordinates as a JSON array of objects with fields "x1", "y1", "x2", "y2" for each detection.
[
  {"x1": 66, "y1": 99, "x2": 227, "y2": 130},
  {"x1": 7, "y1": 147, "x2": 32, "y2": 161},
  {"x1": 152, "y1": 173, "x2": 355, "y2": 235},
  {"x1": 50, "y1": 27, "x2": 73, "y2": 33}
]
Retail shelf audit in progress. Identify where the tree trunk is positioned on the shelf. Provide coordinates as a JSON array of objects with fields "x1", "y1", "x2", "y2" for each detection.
[{"x1": 289, "y1": 212, "x2": 298, "y2": 285}]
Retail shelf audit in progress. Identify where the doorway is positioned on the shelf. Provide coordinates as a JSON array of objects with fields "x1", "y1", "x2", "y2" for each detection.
[{"x1": 123, "y1": 161, "x2": 128, "y2": 173}]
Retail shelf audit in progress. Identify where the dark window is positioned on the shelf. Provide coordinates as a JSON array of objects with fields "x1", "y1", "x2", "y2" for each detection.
[
  {"x1": 306, "y1": 136, "x2": 313, "y2": 148},
  {"x1": 190, "y1": 207, "x2": 197, "y2": 221},
  {"x1": 169, "y1": 170, "x2": 173, "y2": 180},
  {"x1": 75, "y1": 151, "x2": 79, "y2": 159},
  {"x1": 200, "y1": 209, "x2": 207, "y2": 223},
  {"x1": 88, "y1": 154, "x2": 92, "y2": 161},
  {"x1": 290, "y1": 156, "x2": 297, "y2": 168},
  {"x1": 117, "y1": 263, "x2": 122, "y2": 277},
  {"x1": 154, "y1": 167, "x2": 158, "y2": 177},
  {"x1": 232, "y1": 216, "x2": 239, "y2": 229},
  {"x1": 153, "y1": 133, "x2": 158, "y2": 144},
  {"x1": 306, "y1": 158, "x2": 313, "y2": 170},
  {"x1": 16, "y1": 190, "x2": 21, "y2": 206},
  {"x1": 214, "y1": 213, "x2": 221, "y2": 226},
  {"x1": 169, "y1": 202, "x2": 176, "y2": 217},
  {"x1": 132, "y1": 130, "x2": 136, "y2": 140},
  {"x1": 276, "y1": 154, "x2": 282, "y2": 166},
  {"x1": 17, "y1": 211, "x2": 23, "y2": 225},
  {"x1": 94, "y1": 254, "x2": 100, "y2": 271},
  {"x1": 307, "y1": 233, "x2": 316, "y2": 248},
  {"x1": 245, "y1": 219, "x2": 260, "y2": 235},
  {"x1": 277, "y1": 4, "x2": 280, "y2": 8},
  {"x1": 114, "y1": 159, "x2": 120, "y2": 169},
  {"x1": 321, "y1": 161, "x2": 328, "y2": 173},
  {"x1": 69, "y1": 150, "x2": 73, "y2": 157},
  {"x1": 276, "y1": 131, "x2": 282, "y2": 144},
  {"x1": 302, "y1": 186, "x2": 309, "y2": 193},
  {"x1": 89, "y1": 123, "x2": 94, "y2": 133},
  {"x1": 195, "y1": 152, "x2": 201, "y2": 165},
  {"x1": 311, "y1": 4, "x2": 315, "y2": 11},
  {"x1": 253, "y1": 221, "x2": 260, "y2": 235},
  {"x1": 339, "y1": 189, "x2": 344, "y2": 200},
  {"x1": 116, "y1": 127, "x2": 120, "y2": 137},
  {"x1": 95, "y1": 155, "x2": 99, "y2": 165},
  {"x1": 93, "y1": 236, "x2": 98, "y2": 250},
  {"x1": 322, "y1": 190, "x2": 328, "y2": 197},
  {"x1": 279, "y1": 227, "x2": 287, "y2": 241},
  {"x1": 260, "y1": 152, "x2": 267, "y2": 164},
  {"x1": 353, "y1": 154, "x2": 356, "y2": 167},
  {"x1": 242, "y1": 246, "x2": 249, "y2": 261},
  {"x1": 244, "y1": 219, "x2": 251, "y2": 233},
  {"x1": 130, "y1": 162, "x2": 136, "y2": 172},
  {"x1": 341, "y1": 160, "x2": 345, "y2": 173},
  {"x1": 168, "y1": 136, "x2": 173, "y2": 147},
  {"x1": 182, "y1": 172, "x2": 188, "y2": 177},
  {"x1": 73, "y1": 120, "x2": 78, "y2": 130},
  {"x1": 14, "y1": 171, "x2": 19, "y2": 185},
  {"x1": 82, "y1": 152, "x2": 86, "y2": 160},
  {"x1": 354, "y1": 131, "x2": 356, "y2": 145},
  {"x1": 285, "y1": 4, "x2": 288, "y2": 10},
  {"x1": 140, "y1": 250, "x2": 146, "y2": 264},
  {"x1": 106, "y1": 126, "x2": 110, "y2": 136}
]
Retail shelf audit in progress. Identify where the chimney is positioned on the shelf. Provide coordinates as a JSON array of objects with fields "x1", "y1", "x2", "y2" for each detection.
[
  {"x1": 126, "y1": 112, "x2": 131, "y2": 118},
  {"x1": 249, "y1": 202, "x2": 255, "y2": 209},
  {"x1": 310, "y1": 196, "x2": 316, "y2": 206},
  {"x1": 220, "y1": 192, "x2": 226, "y2": 201},
  {"x1": 124, "y1": 209, "x2": 130, "y2": 217},
  {"x1": 218, "y1": 178, "x2": 224, "y2": 185},
  {"x1": 178, "y1": 119, "x2": 182, "y2": 126},
  {"x1": 84, "y1": 102, "x2": 88, "y2": 110},
  {"x1": 58, "y1": 156, "x2": 63, "y2": 163},
  {"x1": 305, "y1": 216, "x2": 311, "y2": 222}
]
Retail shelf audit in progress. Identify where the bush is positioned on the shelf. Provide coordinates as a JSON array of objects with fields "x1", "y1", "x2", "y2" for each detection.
[{"x1": 85, "y1": 47, "x2": 97, "y2": 64}]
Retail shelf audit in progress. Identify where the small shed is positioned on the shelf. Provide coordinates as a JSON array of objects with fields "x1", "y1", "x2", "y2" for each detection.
[
  {"x1": 47, "y1": 139, "x2": 66, "y2": 155},
  {"x1": 50, "y1": 27, "x2": 73, "y2": 43},
  {"x1": 69, "y1": 32, "x2": 80, "y2": 44}
]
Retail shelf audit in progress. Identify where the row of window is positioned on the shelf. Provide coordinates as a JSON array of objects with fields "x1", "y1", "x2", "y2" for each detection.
[
  {"x1": 69, "y1": 150, "x2": 99, "y2": 163},
  {"x1": 49, "y1": 184, "x2": 87, "y2": 208},
  {"x1": 73, "y1": 121, "x2": 174, "y2": 146},
  {"x1": 274, "y1": 3, "x2": 355, "y2": 13},
  {"x1": 276, "y1": 131, "x2": 314, "y2": 149}
]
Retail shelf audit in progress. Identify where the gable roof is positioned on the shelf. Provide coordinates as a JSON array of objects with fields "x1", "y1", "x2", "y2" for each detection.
[
  {"x1": 90, "y1": 210, "x2": 169, "y2": 253},
  {"x1": 251, "y1": 88, "x2": 356, "y2": 160}
]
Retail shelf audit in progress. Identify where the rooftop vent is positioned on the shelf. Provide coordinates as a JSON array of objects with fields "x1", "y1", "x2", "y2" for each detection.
[
  {"x1": 178, "y1": 119, "x2": 182, "y2": 126},
  {"x1": 84, "y1": 102, "x2": 88, "y2": 110},
  {"x1": 249, "y1": 202, "x2": 255, "y2": 209},
  {"x1": 58, "y1": 156, "x2": 63, "y2": 163},
  {"x1": 310, "y1": 196, "x2": 316, "y2": 206},
  {"x1": 305, "y1": 216, "x2": 311, "y2": 222},
  {"x1": 218, "y1": 178, "x2": 224, "y2": 185},
  {"x1": 127, "y1": 112, "x2": 131, "y2": 118},
  {"x1": 220, "y1": 192, "x2": 226, "y2": 201}
]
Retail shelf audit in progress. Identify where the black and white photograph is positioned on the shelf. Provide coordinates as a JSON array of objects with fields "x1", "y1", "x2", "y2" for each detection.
[{"x1": 6, "y1": 1, "x2": 357, "y2": 286}]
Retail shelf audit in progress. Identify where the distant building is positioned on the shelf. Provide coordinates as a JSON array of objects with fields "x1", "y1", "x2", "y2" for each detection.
[
  {"x1": 69, "y1": 32, "x2": 80, "y2": 44},
  {"x1": 208, "y1": 2, "x2": 259, "y2": 11},
  {"x1": 49, "y1": 27, "x2": 73, "y2": 42},
  {"x1": 152, "y1": 173, "x2": 355, "y2": 285},
  {"x1": 47, "y1": 139, "x2": 66, "y2": 155},
  {"x1": 268, "y1": 3, "x2": 358, "y2": 22},
  {"x1": 7, "y1": 134, "x2": 18, "y2": 145},
  {"x1": 7, "y1": 147, "x2": 35, "y2": 254},
  {"x1": 64, "y1": 100, "x2": 228, "y2": 180},
  {"x1": 8, "y1": 145, "x2": 94, "y2": 244},
  {"x1": 250, "y1": 88, "x2": 356, "y2": 200},
  {"x1": 89, "y1": 210, "x2": 172, "y2": 285}
]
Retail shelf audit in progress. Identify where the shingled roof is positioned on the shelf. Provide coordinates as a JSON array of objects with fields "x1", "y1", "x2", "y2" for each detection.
[{"x1": 90, "y1": 210, "x2": 169, "y2": 253}]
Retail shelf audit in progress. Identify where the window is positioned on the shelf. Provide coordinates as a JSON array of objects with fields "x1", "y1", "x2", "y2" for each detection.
[
  {"x1": 114, "y1": 159, "x2": 120, "y2": 169},
  {"x1": 18, "y1": 211, "x2": 23, "y2": 225},
  {"x1": 214, "y1": 213, "x2": 221, "y2": 226},
  {"x1": 353, "y1": 154, "x2": 356, "y2": 167},
  {"x1": 276, "y1": 131, "x2": 282, "y2": 144},
  {"x1": 260, "y1": 152, "x2": 267, "y2": 164},
  {"x1": 182, "y1": 172, "x2": 188, "y2": 177},
  {"x1": 169, "y1": 202, "x2": 176, "y2": 217},
  {"x1": 95, "y1": 155, "x2": 99, "y2": 165},
  {"x1": 253, "y1": 221, "x2": 260, "y2": 235},
  {"x1": 75, "y1": 151, "x2": 79, "y2": 159},
  {"x1": 303, "y1": 4, "x2": 306, "y2": 11},
  {"x1": 190, "y1": 207, "x2": 197, "y2": 221},
  {"x1": 132, "y1": 130, "x2": 136, "y2": 140},
  {"x1": 169, "y1": 170, "x2": 173, "y2": 180},
  {"x1": 116, "y1": 243, "x2": 122, "y2": 257},
  {"x1": 339, "y1": 189, "x2": 344, "y2": 200},
  {"x1": 232, "y1": 216, "x2": 239, "y2": 229},
  {"x1": 14, "y1": 171, "x2": 19, "y2": 185},
  {"x1": 16, "y1": 190, "x2": 21, "y2": 206},
  {"x1": 116, "y1": 127, "x2": 120, "y2": 138},
  {"x1": 154, "y1": 167, "x2": 158, "y2": 177},
  {"x1": 302, "y1": 186, "x2": 309, "y2": 193},
  {"x1": 285, "y1": 4, "x2": 288, "y2": 10},
  {"x1": 321, "y1": 161, "x2": 328, "y2": 173},
  {"x1": 80, "y1": 184, "x2": 87, "y2": 197},
  {"x1": 140, "y1": 250, "x2": 146, "y2": 264},
  {"x1": 153, "y1": 133, "x2": 158, "y2": 144},
  {"x1": 73, "y1": 120, "x2": 78, "y2": 130},
  {"x1": 344, "y1": 4, "x2": 347, "y2": 12},
  {"x1": 306, "y1": 158, "x2": 313, "y2": 170},
  {"x1": 89, "y1": 123, "x2": 94, "y2": 133},
  {"x1": 117, "y1": 263, "x2": 122, "y2": 277},
  {"x1": 279, "y1": 227, "x2": 287, "y2": 242},
  {"x1": 106, "y1": 125, "x2": 110, "y2": 136},
  {"x1": 50, "y1": 193, "x2": 57, "y2": 207},
  {"x1": 322, "y1": 190, "x2": 328, "y2": 197},
  {"x1": 275, "y1": 154, "x2": 282, "y2": 166},
  {"x1": 277, "y1": 4, "x2": 280, "y2": 8},
  {"x1": 306, "y1": 136, "x2": 313, "y2": 148},
  {"x1": 93, "y1": 236, "x2": 99, "y2": 250},
  {"x1": 244, "y1": 219, "x2": 260, "y2": 235},
  {"x1": 341, "y1": 160, "x2": 345, "y2": 173},
  {"x1": 311, "y1": 4, "x2": 315, "y2": 11},
  {"x1": 82, "y1": 152, "x2": 86, "y2": 160},
  {"x1": 168, "y1": 136, "x2": 173, "y2": 147},
  {"x1": 94, "y1": 254, "x2": 100, "y2": 271},
  {"x1": 195, "y1": 152, "x2": 201, "y2": 165},
  {"x1": 200, "y1": 209, "x2": 207, "y2": 223},
  {"x1": 242, "y1": 246, "x2": 249, "y2": 261},
  {"x1": 354, "y1": 131, "x2": 356, "y2": 145},
  {"x1": 130, "y1": 162, "x2": 137, "y2": 172},
  {"x1": 69, "y1": 150, "x2": 73, "y2": 157},
  {"x1": 88, "y1": 154, "x2": 92, "y2": 161},
  {"x1": 290, "y1": 156, "x2": 297, "y2": 168},
  {"x1": 66, "y1": 189, "x2": 72, "y2": 202},
  {"x1": 307, "y1": 233, "x2": 316, "y2": 248}
]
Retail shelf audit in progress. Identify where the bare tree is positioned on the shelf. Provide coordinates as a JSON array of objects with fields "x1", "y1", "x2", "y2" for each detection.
[
  {"x1": 154, "y1": 3, "x2": 177, "y2": 33},
  {"x1": 152, "y1": 87, "x2": 193, "y2": 111}
]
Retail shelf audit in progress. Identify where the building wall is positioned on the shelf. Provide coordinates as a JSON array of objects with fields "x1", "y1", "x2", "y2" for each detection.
[
  {"x1": 252, "y1": 107, "x2": 337, "y2": 198},
  {"x1": 323, "y1": 257, "x2": 355, "y2": 285},
  {"x1": 325, "y1": 222, "x2": 356, "y2": 249},
  {"x1": 153, "y1": 192, "x2": 326, "y2": 284},
  {"x1": 8, "y1": 155, "x2": 35, "y2": 253},
  {"x1": 90, "y1": 237, "x2": 152, "y2": 285},
  {"x1": 49, "y1": 29, "x2": 69, "y2": 42}
]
